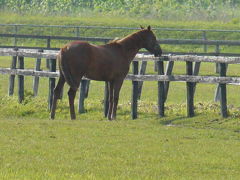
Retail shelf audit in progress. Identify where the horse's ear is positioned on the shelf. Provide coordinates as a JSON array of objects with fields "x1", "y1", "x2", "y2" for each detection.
[
  {"x1": 140, "y1": 25, "x2": 144, "y2": 29},
  {"x1": 147, "y1": 25, "x2": 151, "y2": 31}
]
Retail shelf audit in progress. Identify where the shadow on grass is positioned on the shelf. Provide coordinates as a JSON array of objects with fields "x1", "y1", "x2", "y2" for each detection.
[
  {"x1": 158, "y1": 113, "x2": 202, "y2": 126},
  {"x1": 159, "y1": 116, "x2": 186, "y2": 126}
]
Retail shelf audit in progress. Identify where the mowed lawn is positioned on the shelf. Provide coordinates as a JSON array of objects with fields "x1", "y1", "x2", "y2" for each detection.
[{"x1": 0, "y1": 117, "x2": 239, "y2": 180}]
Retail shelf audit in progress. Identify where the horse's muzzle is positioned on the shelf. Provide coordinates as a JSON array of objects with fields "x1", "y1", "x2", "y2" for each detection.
[
  {"x1": 154, "y1": 44, "x2": 162, "y2": 57},
  {"x1": 146, "y1": 43, "x2": 162, "y2": 57},
  {"x1": 154, "y1": 50, "x2": 162, "y2": 57}
]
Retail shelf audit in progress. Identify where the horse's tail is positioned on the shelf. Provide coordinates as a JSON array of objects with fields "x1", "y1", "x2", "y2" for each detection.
[{"x1": 58, "y1": 48, "x2": 78, "y2": 90}]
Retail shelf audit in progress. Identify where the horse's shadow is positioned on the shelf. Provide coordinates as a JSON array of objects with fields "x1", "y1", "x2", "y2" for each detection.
[
  {"x1": 131, "y1": 111, "x2": 189, "y2": 125},
  {"x1": 159, "y1": 116, "x2": 186, "y2": 126}
]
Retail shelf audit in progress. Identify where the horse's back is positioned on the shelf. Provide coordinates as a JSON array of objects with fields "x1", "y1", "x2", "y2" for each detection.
[
  {"x1": 61, "y1": 41, "x2": 91, "y2": 57},
  {"x1": 59, "y1": 40, "x2": 128, "y2": 82},
  {"x1": 60, "y1": 41, "x2": 93, "y2": 68}
]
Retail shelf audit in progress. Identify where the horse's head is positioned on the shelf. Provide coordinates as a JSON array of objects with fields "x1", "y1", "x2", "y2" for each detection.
[{"x1": 140, "y1": 26, "x2": 162, "y2": 57}]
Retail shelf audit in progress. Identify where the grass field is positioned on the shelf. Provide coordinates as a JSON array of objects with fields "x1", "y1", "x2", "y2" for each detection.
[
  {"x1": 0, "y1": 118, "x2": 239, "y2": 179},
  {"x1": 0, "y1": 59, "x2": 240, "y2": 179},
  {"x1": 0, "y1": 13, "x2": 240, "y2": 179}
]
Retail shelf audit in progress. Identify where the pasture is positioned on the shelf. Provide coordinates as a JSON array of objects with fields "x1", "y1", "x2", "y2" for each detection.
[
  {"x1": 0, "y1": 13, "x2": 240, "y2": 179},
  {"x1": 0, "y1": 117, "x2": 239, "y2": 179},
  {"x1": 0, "y1": 56, "x2": 240, "y2": 179}
]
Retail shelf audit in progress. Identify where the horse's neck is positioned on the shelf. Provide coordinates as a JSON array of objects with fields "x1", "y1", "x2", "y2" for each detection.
[{"x1": 118, "y1": 33, "x2": 143, "y2": 62}]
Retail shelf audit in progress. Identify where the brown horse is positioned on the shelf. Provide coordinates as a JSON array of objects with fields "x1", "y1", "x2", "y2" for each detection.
[{"x1": 50, "y1": 26, "x2": 162, "y2": 120}]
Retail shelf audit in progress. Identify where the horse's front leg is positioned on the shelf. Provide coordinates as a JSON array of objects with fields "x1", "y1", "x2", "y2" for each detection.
[
  {"x1": 112, "y1": 79, "x2": 124, "y2": 120},
  {"x1": 107, "y1": 81, "x2": 114, "y2": 120}
]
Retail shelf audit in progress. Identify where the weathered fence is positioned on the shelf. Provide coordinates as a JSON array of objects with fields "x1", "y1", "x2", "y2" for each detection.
[
  {"x1": 1, "y1": 33, "x2": 240, "y2": 56},
  {"x1": 2, "y1": 25, "x2": 240, "y2": 97},
  {"x1": 2, "y1": 23, "x2": 240, "y2": 52},
  {"x1": 1, "y1": 48, "x2": 240, "y2": 118},
  {"x1": 1, "y1": 30, "x2": 240, "y2": 80}
]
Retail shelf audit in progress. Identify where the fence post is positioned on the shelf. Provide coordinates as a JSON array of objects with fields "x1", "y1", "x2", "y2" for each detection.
[
  {"x1": 157, "y1": 60, "x2": 165, "y2": 117},
  {"x1": 46, "y1": 37, "x2": 51, "y2": 69},
  {"x1": 18, "y1": 56, "x2": 24, "y2": 103},
  {"x1": 202, "y1": 31, "x2": 207, "y2": 53},
  {"x1": 195, "y1": 29, "x2": 204, "y2": 101},
  {"x1": 76, "y1": 27, "x2": 80, "y2": 37},
  {"x1": 78, "y1": 80, "x2": 88, "y2": 114},
  {"x1": 192, "y1": 62, "x2": 201, "y2": 96},
  {"x1": 84, "y1": 80, "x2": 90, "y2": 98},
  {"x1": 8, "y1": 48, "x2": 18, "y2": 96},
  {"x1": 137, "y1": 61, "x2": 147, "y2": 99},
  {"x1": 214, "y1": 64, "x2": 228, "y2": 102},
  {"x1": 104, "y1": 81, "x2": 109, "y2": 117},
  {"x1": 48, "y1": 59, "x2": 56, "y2": 110},
  {"x1": 164, "y1": 61, "x2": 174, "y2": 102},
  {"x1": 219, "y1": 63, "x2": 228, "y2": 118},
  {"x1": 214, "y1": 44, "x2": 228, "y2": 102},
  {"x1": 13, "y1": 25, "x2": 18, "y2": 46},
  {"x1": 154, "y1": 61, "x2": 158, "y2": 72},
  {"x1": 215, "y1": 44, "x2": 220, "y2": 73},
  {"x1": 131, "y1": 61, "x2": 139, "y2": 119},
  {"x1": 33, "y1": 49, "x2": 43, "y2": 97},
  {"x1": 186, "y1": 61, "x2": 194, "y2": 117}
]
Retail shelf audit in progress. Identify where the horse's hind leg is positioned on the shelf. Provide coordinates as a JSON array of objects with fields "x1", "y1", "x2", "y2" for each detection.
[
  {"x1": 50, "y1": 72, "x2": 65, "y2": 119},
  {"x1": 67, "y1": 73, "x2": 82, "y2": 120},
  {"x1": 107, "y1": 81, "x2": 114, "y2": 120},
  {"x1": 68, "y1": 87, "x2": 78, "y2": 120}
]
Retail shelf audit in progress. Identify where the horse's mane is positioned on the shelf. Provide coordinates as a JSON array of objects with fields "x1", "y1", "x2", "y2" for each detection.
[
  {"x1": 107, "y1": 29, "x2": 145, "y2": 44},
  {"x1": 107, "y1": 37, "x2": 121, "y2": 44},
  {"x1": 119, "y1": 30, "x2": 146, "y2": 43},
  {"x1": 104, "y1": 38, "x2": 122, "y2": 48}
]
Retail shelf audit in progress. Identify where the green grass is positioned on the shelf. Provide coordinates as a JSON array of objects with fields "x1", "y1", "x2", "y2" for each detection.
[
  {"x1": 0, "y1": 71, "x2": 239, "y2": 179},
  {"x1": 0, "y1": 69, "x2": 240, "y2": 131},
  {"x1": 0, "y1": 118, "x2": 239, "y2": 179},
  {"x1": 0, "y1": 13, "x2": 240, "y2": 179}
]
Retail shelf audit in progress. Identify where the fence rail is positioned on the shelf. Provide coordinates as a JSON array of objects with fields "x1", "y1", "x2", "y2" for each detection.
[
  {"x1": 1, "y1": 32, "x2": 240, "y2": 61},
  {"x1": 2, "y1": 23, "x2": 240, "y2": 62},
  {"x1": 0, "y1": 48, "x2": 239, "y2": 118},
  {"x1": 2, "y1": 33, "x2": 240, "y2": 46},
  {"x1": 2, "y1": 23, "x2": 240, "y2": 60},
  {"x1": 1, "y1": 67, "x2": 240, "y2": 84},
  {"x1": 1, "y1": 48, "x2": 240, "y2": 63},
  {"x1": 2, "y1": 23, "x2": 240, "y2": 33}
]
